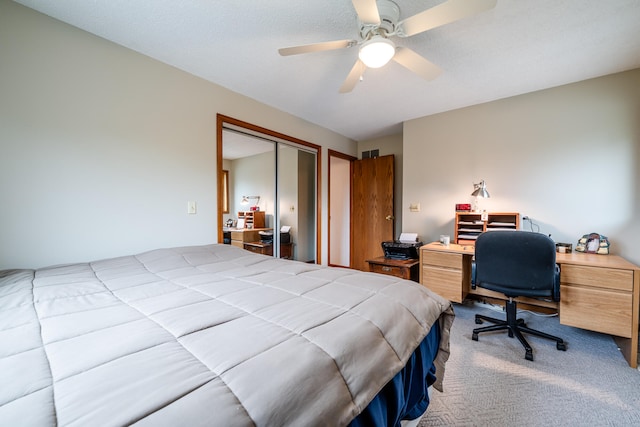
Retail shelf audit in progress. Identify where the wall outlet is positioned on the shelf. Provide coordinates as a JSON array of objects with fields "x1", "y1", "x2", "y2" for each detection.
[{"x1": 187, "y1": 201, "x2": 197, "y2": 214}]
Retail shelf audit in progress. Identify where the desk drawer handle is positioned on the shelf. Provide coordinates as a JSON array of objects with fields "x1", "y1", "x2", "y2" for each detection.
[{"x1": 382, "y1": 266, "x2": 392, "y2": 272}]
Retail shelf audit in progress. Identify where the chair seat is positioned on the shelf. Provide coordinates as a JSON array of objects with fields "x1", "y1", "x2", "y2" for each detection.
[{"x1": 480, "y1": 282, "x2": 554, "y2": 299}]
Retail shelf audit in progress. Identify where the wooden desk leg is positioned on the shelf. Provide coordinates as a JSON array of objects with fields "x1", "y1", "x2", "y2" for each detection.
[
  {"x1": 613, "y1": 336, "x2": 638, "y2": 369},
  {"x1": 615, "y1": 271, "x2": 639, "y2": 368}
]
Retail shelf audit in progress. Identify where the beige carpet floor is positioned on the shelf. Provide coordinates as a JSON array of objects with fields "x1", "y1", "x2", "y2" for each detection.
[{"x1": 418, "y1": 301, "x2": 640, "y2": 426}]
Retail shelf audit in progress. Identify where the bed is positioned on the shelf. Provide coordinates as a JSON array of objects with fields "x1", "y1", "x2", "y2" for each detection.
[{"x1": 0, "y1": 244, "x2": 453, "y2": 426}]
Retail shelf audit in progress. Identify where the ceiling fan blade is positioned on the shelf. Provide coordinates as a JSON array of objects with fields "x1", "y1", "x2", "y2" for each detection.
[
  {"x1": 398, "y1": 0, "x2": 497, "y2": 37},
  {"x1": 392, "y1": 47, "x2": 442, "y2": 81},
  {"x1": 352, "y1": 0, "x2": 381, "y2": 25},
  {"x1": 278, "y1": 39, "x2": 355, "y2": 56},
  {"x1": 339, "y1": 59, "x2": 366, "y2": 93}
]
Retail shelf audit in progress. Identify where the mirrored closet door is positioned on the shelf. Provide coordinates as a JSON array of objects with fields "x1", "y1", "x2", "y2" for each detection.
[{"x1": 217, "y1": 115, "x2": 319, "y2": 263}]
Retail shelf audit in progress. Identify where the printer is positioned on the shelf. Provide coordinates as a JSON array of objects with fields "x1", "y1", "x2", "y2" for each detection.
[
  {"x1": 258, "y1": 225, "x2": 292, "y2": 244},
  {"x1": 258, "y1": 230, "x2": 291, "y2": 244},
  {"x1": 382, "y1": 233, "x2": 422, "y2": 260}
]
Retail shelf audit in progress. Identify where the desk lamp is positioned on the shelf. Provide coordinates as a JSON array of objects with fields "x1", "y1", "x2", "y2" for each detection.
[
  {"x1": 471, "y1": 180, "x2": 490, "y2": 212},
  {"x1": 241, "y1": 195, "x2": 261, "y2": 211}
]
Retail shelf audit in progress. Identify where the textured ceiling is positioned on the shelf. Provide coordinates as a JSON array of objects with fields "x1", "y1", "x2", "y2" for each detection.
[{"x1": 14, "y1": 0, "x2": 640, "y2": 142}]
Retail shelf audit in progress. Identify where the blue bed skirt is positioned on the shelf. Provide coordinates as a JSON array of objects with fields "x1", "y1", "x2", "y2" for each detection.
[{"x1": 349, "y1": 319, "x2": 441, "y2": 427}]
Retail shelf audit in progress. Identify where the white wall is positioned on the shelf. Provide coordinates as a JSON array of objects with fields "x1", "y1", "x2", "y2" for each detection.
[
  {"x1": 329, "y1": 156, "x2": 350, "y2": 266},
  {"x1": 0, "y1": 1, "x2": 356, "y2": 269},
  {"x1": 402, "y1": 69, "x2": 640, "y2": 266}
]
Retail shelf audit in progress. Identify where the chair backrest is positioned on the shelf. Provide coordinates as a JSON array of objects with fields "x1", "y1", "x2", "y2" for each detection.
[{"x1": 475, "y1": 231, "x2": 558, "y2": 299}]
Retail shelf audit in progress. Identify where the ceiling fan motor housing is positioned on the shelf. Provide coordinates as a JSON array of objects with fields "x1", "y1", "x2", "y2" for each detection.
[{"x1": 360, "y1": 0, "x2": 400, "y2": 39}]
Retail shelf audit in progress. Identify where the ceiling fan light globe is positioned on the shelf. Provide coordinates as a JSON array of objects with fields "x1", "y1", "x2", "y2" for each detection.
[{"x1": 358, "y1": 37, "x2": 395, "y2": 68}]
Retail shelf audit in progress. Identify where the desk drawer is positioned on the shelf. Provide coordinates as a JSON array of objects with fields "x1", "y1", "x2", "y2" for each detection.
[
  {"x1": 231, "y1": 230, "x2": 262, "y2": 242},
  {"x1": 561, "y1": 264, "x2": 633, "y2": 291},
  {"x1": 243, "y1": 244, "x2": 272, "y2": 256},
  {"x1": 244, "y1": 244, "x2": 262, "y2": 254},
  {"x1": 560, "y1": 284, "x2": 633, "y2": 337},
  {"x1": 422, "y1": 266, "x2": 464, "y2": 303},
  {"x1": 230, "y1": 231, "x2": 245, "y2": 241},
  {"x1": 423, "y1": 251, "x2": 462, "y2": 269}
]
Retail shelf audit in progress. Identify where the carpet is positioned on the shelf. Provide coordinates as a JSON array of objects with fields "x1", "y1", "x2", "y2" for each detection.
[{"x1": 418, "y1": 301, "x2": 640, "y2": 426}]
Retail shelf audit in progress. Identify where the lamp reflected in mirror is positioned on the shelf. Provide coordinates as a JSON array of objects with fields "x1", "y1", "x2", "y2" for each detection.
[
  {"x1": 471, "y1": 180, "x2": 490, "y2": 212},
  {"x1": 241, "y1": 195, "x2": 261, "y2": 211}
]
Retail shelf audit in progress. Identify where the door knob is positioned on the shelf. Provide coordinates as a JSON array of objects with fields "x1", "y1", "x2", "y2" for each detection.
[{"x1": 386, "y1": 215, "x2": 394, "y2": 221}]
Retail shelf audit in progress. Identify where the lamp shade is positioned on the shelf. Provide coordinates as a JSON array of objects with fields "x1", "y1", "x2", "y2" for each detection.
[
  {"x1": 358, "y1": 36, "x2": 396, "y2": 68},
  {"x1": 471, "y1": 180, "x2": 490, "y2": 198},
  {"x1": 241, "y1": 195, "x2": 260, "y2": 206}
]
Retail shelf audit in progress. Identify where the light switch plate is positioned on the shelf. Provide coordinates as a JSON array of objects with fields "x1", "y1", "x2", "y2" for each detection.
[
  {"x1": 187, "y1": 201, "x2": 197, "y2": 214},
  {"x1": 409, "y1": 203, "x2": 420, "y2": 212}
]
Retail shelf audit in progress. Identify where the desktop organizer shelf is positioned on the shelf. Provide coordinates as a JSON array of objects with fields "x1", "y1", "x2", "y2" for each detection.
[
  {"x1": 237, "y1": 210, "x2": 265, "y2": 229},
  {"x1": 454, "y1": 212, "x2": 520, "y2": 245}
]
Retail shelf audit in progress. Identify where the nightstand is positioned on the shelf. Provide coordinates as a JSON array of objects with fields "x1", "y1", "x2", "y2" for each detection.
[{"x1": 366, "y1": 257, "x2": 420, "y2": 282}]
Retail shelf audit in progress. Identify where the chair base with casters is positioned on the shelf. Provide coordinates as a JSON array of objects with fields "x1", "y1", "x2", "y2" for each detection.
[{"x1": 472, "y1": 298, "x2": 567, "y2": 361}]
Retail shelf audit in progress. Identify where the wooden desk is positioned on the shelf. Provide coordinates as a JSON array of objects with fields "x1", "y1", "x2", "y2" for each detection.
[
  {"x1": 420, "y1": 242, "x2": 640, "y2": 368},
  {"x1": 366, "y1": 257, "x2": 420, "y2": 282},
  {"x1": 227, "y1": 228, "x2": 272, "y2": 248}
]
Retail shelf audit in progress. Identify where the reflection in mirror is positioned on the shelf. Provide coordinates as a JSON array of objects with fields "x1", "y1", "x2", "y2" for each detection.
[
  {"x1": 221, "y1": 170, "x2": 229, "y2": 214},
  {"x1": 278, "y1": 144, "x2": 317, "y2": 262},
  {"x1": 217, "y1": 114, "x2": 320, "y2": 263},
  {"x1": 221, "y1": 130, "x2": 275, "y2": 230}
]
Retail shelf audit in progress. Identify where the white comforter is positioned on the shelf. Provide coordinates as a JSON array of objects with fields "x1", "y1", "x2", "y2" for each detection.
[{"x1": 0, "y1": 244, "x2": 452, "y2": 426}]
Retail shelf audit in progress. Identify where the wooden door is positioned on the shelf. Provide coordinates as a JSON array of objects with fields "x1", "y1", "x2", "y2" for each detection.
[{"x1": 351, "y1": 155, "x2": 394, "y2": 271}]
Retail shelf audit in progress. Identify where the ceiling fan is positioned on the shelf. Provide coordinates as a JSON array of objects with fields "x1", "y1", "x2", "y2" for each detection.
[{"x1": 278, "y1": 0, "x2": 497, "y2": 93}]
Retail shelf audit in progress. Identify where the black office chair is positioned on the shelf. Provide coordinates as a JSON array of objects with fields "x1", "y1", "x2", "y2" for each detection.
[{"x1": 472, "y1": 231, "x2": 567, "y2": 361}]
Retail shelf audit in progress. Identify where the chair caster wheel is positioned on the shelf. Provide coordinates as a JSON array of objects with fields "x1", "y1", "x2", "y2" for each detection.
[
  {"x1": 475, "y1": 318, "x2": 483, "y2": 324},
  {"x1": 525, "y1": 351, "x2": 533, "y2": 361},
  {"x1": 472, "y1": 332, "x2": 479, "y2": 341},
  {"x1": 557, "y1": 342, "x2": 567, "y2": 351}
]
